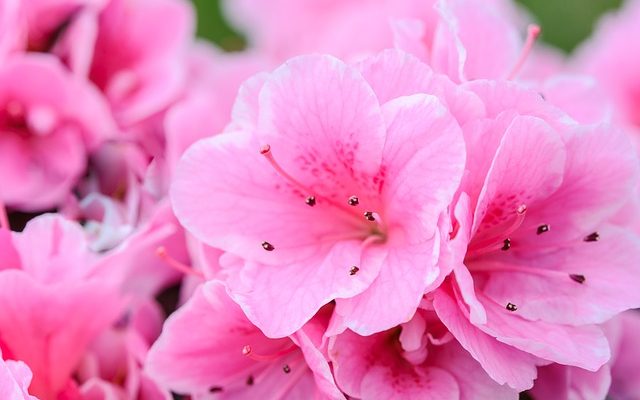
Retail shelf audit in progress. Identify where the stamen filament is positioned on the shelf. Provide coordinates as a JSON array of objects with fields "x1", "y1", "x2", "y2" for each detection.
[
  {"x1": 507, "y1": 24, "x2": 541, "y2": 80},
  {"x1": 156, "y1": 246, "x2": 205, "y2": 279},
  {"x1": 470, "y1": 261, "x2": 580, "y2": 282},
  {"x1": 468, "y1": 205, "x2": 526, "y2": 256},
  {"x1": 242, "y1": 343, "x2": 298, "y2": 362},
  {"x1": 259, "y1": 144, "x2": 381, "y2": 228}
]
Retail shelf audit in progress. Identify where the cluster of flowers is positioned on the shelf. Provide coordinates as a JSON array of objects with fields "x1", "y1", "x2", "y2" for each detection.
[{"x1": 2, "y1": 0, "x2": 640, "y2": 399}]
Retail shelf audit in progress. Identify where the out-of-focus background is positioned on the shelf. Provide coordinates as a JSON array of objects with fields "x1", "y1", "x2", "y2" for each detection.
[{"x1": 190, "y1": 0, "x2": 623, "y2": 52}]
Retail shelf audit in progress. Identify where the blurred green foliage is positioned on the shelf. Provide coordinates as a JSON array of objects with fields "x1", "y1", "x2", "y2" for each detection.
[{"x1": 191, "y1": 0, "x2": 625, "y2": 53}]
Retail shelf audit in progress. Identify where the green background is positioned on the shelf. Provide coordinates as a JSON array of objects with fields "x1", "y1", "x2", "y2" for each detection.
[{"x1": 189, "y1": 0, "x2": 624, "y2": 53}]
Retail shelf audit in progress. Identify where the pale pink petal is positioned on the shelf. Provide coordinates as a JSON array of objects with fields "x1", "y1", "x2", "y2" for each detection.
[
  {"x1": 481, "y1": 226, "x2": 640, "y2": 325},
  {"x1": 0, "y1": 271, "x2": 122, "y2": 399},
  {"x1": 476, "y1": 293, "x2": 610, "y2": 372},
  {"x1": 145, "y1": 281, "x2": 295, "y2": 394},
  {"x1": 433, "y1": 286, "x2": 539, "y2": 391}
]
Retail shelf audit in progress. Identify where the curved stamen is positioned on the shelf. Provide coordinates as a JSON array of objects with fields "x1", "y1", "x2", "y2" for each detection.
[
  {"x1": 259, "y1": 144, "x2": 386, "y2": 231},
  {"x1": 471, "y1": 261, "x2": 586, "y2": 284},
  {"x1": 242, "y1": 343, "x2": 298, "y2": 362},
  {"x1": 156, "y1": 246, "x2": 205, "y2": 279},
  {"x1": 508, "y1": 24, "x2": 541, "y2": 80},
  {"x1": 468, "y1": 205, "x2": 526, "y2": 257}
]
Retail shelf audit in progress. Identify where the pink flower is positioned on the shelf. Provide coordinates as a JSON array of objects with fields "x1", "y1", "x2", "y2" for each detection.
[
  {"x1": 0, "y1": 350, "x2": 38, "y2": 400},
  {"x1": 574, "y1": 0, "x2": 640, "y2": 128},
  {"x1": 86, "y1": 0, "x2": 194, "y2": 128},
  {"x1": 432, "y1": 80, "x2": 640, "y2": 391},
  {"x1": 171, "y1": 51, "x2": 467, "y2": 337},
  {"x1": 0, "y1": 54, "x2": 115, "y2": 211},
  {"x1": 527, "y1": 311, "x2": 640, "y2": 400},
  {"x1": 145, "y1": 281, "x2": 344, "y2": 399},
  {"x1": 75, "y1": 299, "x2": 171, "y2": 400},
  {"x1": 328, "y1": 307, "x2": 518, "y2": 399},
  {"x1": 0, "y1": 215, "x2": 123, "y2": 399}
]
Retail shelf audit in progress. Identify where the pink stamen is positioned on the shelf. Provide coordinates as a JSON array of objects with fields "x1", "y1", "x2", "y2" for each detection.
[
  {"x1": 259, "y1": 144, "x2": 380, "y2": 227},
  {"x1": 155, "y1": 246, "x2": 205, "y2": 279},
  {"x1": 0, "y1": 199, "x2": 9, "y2": 230},
  {"x1": 470, "y1": 261, "x2": 582, "y2": 283},
  {"x1": 507, "y1": 24, "x2": 541, "y2": 80},
  {"x1": 242, "y1": 343, "x2": 298, "y2": 362},
  {"x1": 468, "y1": 205, "x2": 526, "y2": 257}
]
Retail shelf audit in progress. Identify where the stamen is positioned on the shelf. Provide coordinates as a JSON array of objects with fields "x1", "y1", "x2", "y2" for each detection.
[
  {"x1": 283, "y1": 365, "x2": 291, "y2": 374},
  {"x1": 348, "y1": 196, "x2": 359, "y2": 206},
  {"x1": 247, "y1": 375, "x2": 254, "y2": 386},
  {"x1": 305, "y1": 196, "x2": 316, "y2": 206},
  {"x1": 261, "y1": 241, "x2": 275, "y2": 251},
  {"x1": 584, "y1": 232, "x2": 600, "y2": 242},
  {"x1": 467, "y1": 205, "x2": 526, "y2": 257},
  {"x1": 364, "y1": 211, "x2": 375, "y2": 221},
  {"x1": 506, "y1": 303, "x2": 518, "y2": 312},
  {"x1": 569, "y1": 274, "x2": 586, "y2": 284},
  {"x1": 349, "y1": 266, "x2": 360, "y2": 276},
  {"x1": 242, "y1": 343, "x2": 298, "y2": 362},
  {"x1": 507, "y1": 24, "x2": 541, "y2": 80},
  {"x1": 260, "y1": 145, "x2": 315, "y2": 196},
  {"x1": 156, "y1": 247, "x2": 205, "y2": 279},
  {"x1": 501, "y1": 238, "x2": 511, "y2": 251},
  {"x1": 536, "y1": 224, "x2": 550, "y2": 235},
  {"x1": 259, "y1": 144, "x2": 365, "y2": 226},
  {"x1": 0, "y1": 199, "x2": 8, "y2": 230}
]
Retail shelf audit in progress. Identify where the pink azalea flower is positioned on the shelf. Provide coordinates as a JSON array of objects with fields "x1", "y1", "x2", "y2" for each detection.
[
  {"x1": 75, "y1": 299, "x2": 171, "y2": 400},
  {"x1": 0, "y1": 214, "x2": 123, "y2": 399},
  {"x1": 145, "y1": 281, "x2": 344, "y2": 399},
  {"x1": 574, "y1": 0, "x2": 640, "y2": 128},
  {"x1": 527, "y1": 310, "x2": 640, "y2": 400},
  {"x1": 86, "y1": 0, "x2": 194, "y2": 128},
  {"x1": 0, "y1": 350, "x2": 39, "y2": 400},
  {"x1": 329, "y1": 307, "x2": 518, "y2": 399},
  {"x1": 171, "y1": 51, "x2": 467, "y2": 337},
  {"x1": 432, "y1": 80, "x2": 640, "y2": 391},
  {"x1": 0, "y1": 53, "x2": 115, "y2": 211}
]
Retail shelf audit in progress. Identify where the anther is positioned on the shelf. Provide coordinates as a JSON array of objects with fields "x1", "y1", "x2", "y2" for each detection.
[
  {"x1": 584, "y1": 232, "x2": 600, "y2": 242},
  {"x1": 348, "y1": 196, "x2": 359, "y2": 206},
  {"x1": 283, "y1": 365, "x2": 291, "y2": 374},
  {"x1": 569, "y1": 274, "x2": 586, "y2": 284},
  {"x1": 364, "y1": 211, "x2": 375, "y2": 221},
  {"x1": 209, "y1": 387, "x2": 223, "y2": 393},
  {"x1": 259, "y1": 144, "x2": 271, "y2": 155},
  {"x1": 506, "y1": 303, "x2": 518, "y2": 312},
  {"x1": 536, "y1": 224, "x2": 550, "y2": 235},
  {"x1": 262, "y1": 241, "x2": 275, "y2": 251},
  {"x1": 305, "y1": 196, "x2": 316, "y2": 206},
  {"x1": 246, "y1": 375, "x2": 254, "y2": 386},
  {"x1": 349, "y1": 266, "x2": 360, "y2": 276},
  {"x1": 242, "y1": 345, "x2": 252, "y2": 356},
  {"x1": 501, "y1": 238, "x2": 512, "y2": 251}
]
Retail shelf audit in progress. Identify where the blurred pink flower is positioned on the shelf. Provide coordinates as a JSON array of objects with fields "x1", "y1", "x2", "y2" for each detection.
[
  {"x1": 145, "y1": 281, "x2": 344, "y2": 399},
  {"x1": 0, "y1": 54, "x2": 115, "y2": 211},
  {"x1": 432, "y1": 80, "x2": 640, "y2": 391},
  {"x1": 574, "y1": 0, "x2": 640, "y2": 128},
  {"x1": 0, "y1": 215, "x2": 123, "y2": 399},
  {"x1": 171, "y1": 51, "x2": 466, "y2": 338},
  {"x1": 528, "y1": 310, "x2": 640, "y2": 400},
  {"x1": 0, "y1": 350, "x2": 38, "y2": 400}
]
